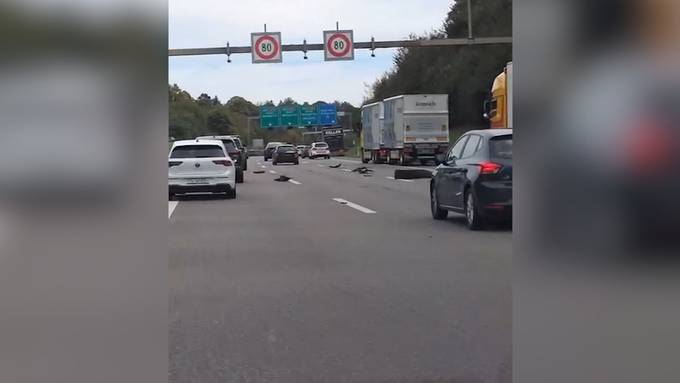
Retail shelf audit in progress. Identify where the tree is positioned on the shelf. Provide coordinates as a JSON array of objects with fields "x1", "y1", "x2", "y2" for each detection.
[
  {"x1": 206, "y1": 109, "x2": 232, "y2": 135},
  {"x1": 368, "y1": 0, "x2": 512, "y2": 129}
]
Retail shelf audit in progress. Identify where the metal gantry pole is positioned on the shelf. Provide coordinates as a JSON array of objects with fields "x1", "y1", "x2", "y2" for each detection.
[{"x1": 467, "y1": 0, "x2": 474, "y2": 39}]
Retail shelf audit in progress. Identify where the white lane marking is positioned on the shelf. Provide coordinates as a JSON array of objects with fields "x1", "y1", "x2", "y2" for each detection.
[
  {"x1": 332, "y1": 198, "x2": 376, "y2": 214},
  {"x1": 260, "y1": 165, "x2": 266, "y2": 169},
  {"x1": 168, "y1": 201, "x2": 178, "y2": 219},
  {"x1": 338, "y1": 159, "x2": 362, "y2": 164},
  {"x1": 269, "y1": 170, "x2": 277, "y2": 174},
  {"x1": 317, "y1": 164, "x2": 325, "y2": 168},
  {"x1": 288, "y1": 179, "x2": 301, "y2": 185},
  {"x1": 341, "y1": 169, "x2": 352, "y2": 172},
  {"x1": 386, "y1": 176, "x2": 395, "y2": 180}
]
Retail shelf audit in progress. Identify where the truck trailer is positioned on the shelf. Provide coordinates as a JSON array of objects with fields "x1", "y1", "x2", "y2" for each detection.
[
  {"x1": 322, "y1": 127, "x2": 346, "y2": 156},
  {"x1": 381, "y1": 94, "x2": 450, "y2": 165},
  {"x1": 360, "y1": 101, "x2": 385, "y2": 163}
]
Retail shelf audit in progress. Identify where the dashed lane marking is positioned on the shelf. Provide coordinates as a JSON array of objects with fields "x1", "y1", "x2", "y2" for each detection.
[
  {"x1": 332, "y1": 198, "x2": 377, "y2": 214},
  {"x1": 168, "y1": 201, "x2": 178, "y2": 219},
  {"x1": 288, "y1": 180, "x2": 302, "y2": 185},
  {"x1": 269, "y1": 170, "x2": 277, "y2": 174}
]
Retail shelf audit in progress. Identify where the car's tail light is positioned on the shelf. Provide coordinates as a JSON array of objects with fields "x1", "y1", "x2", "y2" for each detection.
[
  {"x1": 479, "y1": 161, "x2": 502, "y2": 174},
  {"x1": 213, "y1": 160, "x2": 233, "y2": 166},
  {"x1": 169, "y1": 161, "x2": 183, "y2": 167},
  {"x1": 229, "y1": 151, "x2": 240, "y2": 157},
  {"x1": 627, "y1": 117, "x2": 674, "y2": 172}
]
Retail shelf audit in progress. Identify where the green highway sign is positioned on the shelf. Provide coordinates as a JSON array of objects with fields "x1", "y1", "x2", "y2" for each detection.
[
  {"x1": 259, "y1": 103, "x2": 338, "y2": 128},
  {"x1": 300, "y1": 105, "x2": 319, "y2": 126},
  {"x1": 280, "y1": 105, "x2": 301, "y2": 127},
  {"x1": 260, "y1": 106, "x2": 280, "y2": 128}
]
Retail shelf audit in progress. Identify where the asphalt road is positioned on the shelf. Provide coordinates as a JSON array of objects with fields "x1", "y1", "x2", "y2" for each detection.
[{"x1": 169, "y1": 156, "x2": 511, "y2": 383}]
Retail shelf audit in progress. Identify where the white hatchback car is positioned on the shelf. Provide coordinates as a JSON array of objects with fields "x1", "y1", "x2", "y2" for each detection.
[
  {"x1": 168, "y1": 140, "x2": 236, "y2": 199},
  {"x1": 309, "y1": 142, "x2": 331, "y2": 159}
]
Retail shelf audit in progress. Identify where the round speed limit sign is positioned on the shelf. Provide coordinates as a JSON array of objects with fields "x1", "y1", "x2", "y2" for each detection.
[
  {"x1": 323, "y1": 30, "x2": 354, "y2": 61},
  {"x1": 251, "y1": 32, "x2": 282, "y2": 63}
]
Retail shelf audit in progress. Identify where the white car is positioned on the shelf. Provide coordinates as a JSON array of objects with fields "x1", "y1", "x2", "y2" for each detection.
[
  {"x1": 309, "y1": 142, "x2": 331, "y2": 159},
  {"x1": 168, "y1": 140, "x2": 236, "y2": 199}
]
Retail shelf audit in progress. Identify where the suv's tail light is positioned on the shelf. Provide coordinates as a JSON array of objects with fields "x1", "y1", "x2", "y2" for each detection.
[
  {"x1": 169, "y1": 161, "x2": 183, "y2": 167},
  {"x1": 479, "y1": 161, "x2": 502, "y2": 174},
  {"x1": 213, "y1": 160, "x2": 233, "y2": 166}
]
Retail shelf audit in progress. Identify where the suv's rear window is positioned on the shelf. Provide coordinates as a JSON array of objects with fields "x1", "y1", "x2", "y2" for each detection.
[
  {"x1": 313, "y1": 143, "x2": 328, "y2": 148},
  {"x1": 171, "y1": 145, "x2": 225, "y2": 158},
  {"x1": 220, "y1": 140, "x2": 237, "y2": 152},
  {"x1": 277, "y1": 146, "x2": 295, "y2": 152},
  {"x1": 232, "y1": 138, "x2": 243, "y2": 149},
  {"x1": 489, "y1": 136, "x2": 512, "y2": 159}
]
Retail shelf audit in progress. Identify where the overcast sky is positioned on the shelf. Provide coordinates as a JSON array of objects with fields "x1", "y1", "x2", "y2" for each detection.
[{"x1": 169, "y1": 0, "x2": 454, "y2": 106}]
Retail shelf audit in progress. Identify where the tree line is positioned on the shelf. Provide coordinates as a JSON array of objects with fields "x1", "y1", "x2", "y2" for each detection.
[
  {"x1": 366, "y1": 0, "x2": 512, "y2": 131},
  {"x1": 169, "y1": 84, "x2": 360, "y2": 144}
]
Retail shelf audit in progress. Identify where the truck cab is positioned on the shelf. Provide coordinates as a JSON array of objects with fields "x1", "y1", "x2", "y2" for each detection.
[{"x1": 484, "y1": 62, "x2": 513, "y2": 129}]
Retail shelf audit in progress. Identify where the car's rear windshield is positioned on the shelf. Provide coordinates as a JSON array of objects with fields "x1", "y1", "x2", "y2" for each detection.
[
  {"x1": 314, "y1": 143, "x2": 328, "y2": 148},
  {"x1": 489, "y1": 135, "x2": 512, "y2": 159},
  {"x1": 232, "y1": 138, "x2": 243, "y2": 149},
  {"x1": 171, "y1": 145, "x2": 224, "y2": 158},
  {"x1": 277, "y1": 145, "x2": 295, "y2": 152}
]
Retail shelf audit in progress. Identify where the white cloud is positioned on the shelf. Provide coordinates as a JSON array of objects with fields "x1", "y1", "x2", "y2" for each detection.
[{"x1": 169, "y1": 0, "x2": 454, "y2": 105}]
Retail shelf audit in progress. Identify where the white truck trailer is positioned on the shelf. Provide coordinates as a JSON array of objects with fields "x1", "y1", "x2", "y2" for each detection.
[
  {"x1": 382, "y1": 94, "x2": 450, "y2": 165},
  {"x1": 359, "y1": 101, "x2": 385, "y2": 163}
]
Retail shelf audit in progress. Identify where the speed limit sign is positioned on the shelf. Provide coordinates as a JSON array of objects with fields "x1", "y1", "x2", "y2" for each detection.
[
  {"x1": 251, "y1": 32, "x2": 282, "y2": 64},
  {"x1": 323, "y1": 30, "x2": 354, "y2": 61}
]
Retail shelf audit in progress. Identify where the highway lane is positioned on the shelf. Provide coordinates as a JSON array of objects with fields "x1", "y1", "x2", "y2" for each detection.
[{"x1": 169, "y1": 156, "x2": 511, "y2": 383}]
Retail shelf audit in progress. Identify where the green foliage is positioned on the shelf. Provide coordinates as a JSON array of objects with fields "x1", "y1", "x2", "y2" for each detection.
[{"x1": 368, "y1": 0, "x2": 512, "y2": 129}]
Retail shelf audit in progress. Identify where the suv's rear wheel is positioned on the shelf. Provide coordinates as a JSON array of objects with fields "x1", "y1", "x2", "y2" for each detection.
[
  {"x1": 236, "y1": 169, "x2": 244, "y2": 183},
  {"x1": 225, "y1": 187, "x2": 236, "y2": 199}
]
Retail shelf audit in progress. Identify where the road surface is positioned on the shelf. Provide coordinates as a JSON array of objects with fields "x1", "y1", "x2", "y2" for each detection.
[{"x1": 170, "y1": 157, "x2": 511, "y2": 383}]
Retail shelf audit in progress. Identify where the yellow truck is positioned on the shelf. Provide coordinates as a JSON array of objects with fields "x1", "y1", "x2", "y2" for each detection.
[{"x1": 484, "y1": 62, "x2": 513, "y2": 129}]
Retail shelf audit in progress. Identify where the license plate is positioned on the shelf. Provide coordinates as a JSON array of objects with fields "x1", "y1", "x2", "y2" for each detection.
[
  {"x1": 419, "y1": 148, "x2": 434, "y2": 154},
  {"x1": 187, "y1": 178, "x2": 209, "y2": 185}
]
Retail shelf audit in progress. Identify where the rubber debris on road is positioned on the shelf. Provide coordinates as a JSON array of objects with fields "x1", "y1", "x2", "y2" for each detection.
[
  {"x1": 253, "y1": 170, "x2": 265, "y2": 174},
  {"x1": 394, "y1": 169, "x2": 432, "y2": 180},
  {"x1": 274, "y1": 175, "x2": 291, "y2": 182},
  {"x1": 329, "y1": 163, "x2": 342, "y2": 168},
  {"x1": 352, "y1": 166, "x2": 373, "y2": 174}
]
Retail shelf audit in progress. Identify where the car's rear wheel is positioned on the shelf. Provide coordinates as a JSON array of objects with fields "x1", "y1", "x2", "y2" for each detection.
[
  {"x1": 169, "y1": 192, "x2": 176, "y2": 201},
  {"x1": 431, "y1": 186, "x2": 448, "y2": 220},
  {"x1": 225, "y1": 187, "x2": 236, "y2": 199},
  {"x1": 325, "y1": 156, "x2": 330, "y2": 160},
  {"x1": 236, "y1": 169, "x2": 244, "y2": 183},
  {"x1": 465, "y1": 190, "x2": 484, "y2": 230},
  {"x1": 294, "y1": 160, "x2": 299, "y2": 165}
]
